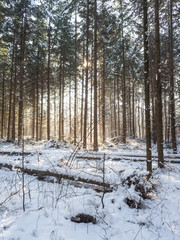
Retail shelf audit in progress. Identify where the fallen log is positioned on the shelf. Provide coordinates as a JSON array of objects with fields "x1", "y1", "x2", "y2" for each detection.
[
  {"x1": 76, "y1": 153, "x2": 180, "y2": 160},
  {"x1": 0, "y1": 162, "x2": 112, "y2": 193},
  {"x1": 0, "y1": 151, "x2": 36, "y2": 156},
  {"x1": 75, "y1": 155, "x2": 180, "y2": 163},
  {"x1": 76, "y1": 156, "x2": 101, "y2": 160},
  {"x1": 112, "y1": 157, "x2": 180, "y2": 163}
]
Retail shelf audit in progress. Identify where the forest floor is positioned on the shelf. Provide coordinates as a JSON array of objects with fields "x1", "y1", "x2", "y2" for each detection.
[{"x1": 0, "y1": 139, "x2": 180, "y2": 240}]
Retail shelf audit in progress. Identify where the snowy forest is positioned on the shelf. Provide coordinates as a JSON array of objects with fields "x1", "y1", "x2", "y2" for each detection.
[{"x1": 0, "y1": 0, "x2": 180, "y2": 239}]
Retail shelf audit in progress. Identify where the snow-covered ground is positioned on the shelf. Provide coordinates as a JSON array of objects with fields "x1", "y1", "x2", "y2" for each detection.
[{"x1": 0, "y1": 140, "x2": 180, "y2": 240}]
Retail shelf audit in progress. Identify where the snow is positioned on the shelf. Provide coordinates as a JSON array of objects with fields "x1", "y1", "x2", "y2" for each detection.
[{"x1": 0, "y1": 139, "x2": 180, "y2": 240}]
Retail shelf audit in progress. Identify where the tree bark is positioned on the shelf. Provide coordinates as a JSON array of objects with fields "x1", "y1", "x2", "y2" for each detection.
[
  {"x1": 80, "y1": 41, "x2": 85, "y2": 141},
  {"x1": 143, "y1": 0, "x2": 152, "y2": 173},
  {"x1": 18, "y1": 13, "x2": 27, "y2": 144},
  {"x1": 62, "y1": 61, "x2": 65, "y2": 141},
  {"x1": 40, "y1": 76, "x2": 44, "y2": 140},
  {"x1": 121, "y1": 2, "x2": 126, "y2": 143},
  {"x1": 47, "y1": 19, "x2": 51, "y2": 140},
  {"x1": 12, "y1": 44, "x2": 17, "y2": 141},
  {"x1": 155, "y1": 0, "x2": 164, "y2": 168},
  {"x1": 74, "y1": 8, "x2": 77, "y2": 145},
  {"x1": 1, "y1": 71, "x2": 5, "y2": 139},
  {"x1": 32, "y1": 81, "x2": 35, "y2": 139},
  {"x1": 102, "y1": 48, "x2": 106, "y2": 142},
  {"x1": 94, "y1": 0, "x2": 98, "y2": 151},
  {"x1": 117, "y1": 75, "x2": 120, "y2": 136},
  {"x1": 69, "y1": 77, "x2": 72, "y2": 138},
  {"x1": 169, "y1": 0, "x2": 177, "y2": 153},
  {"x1": 83, "y1": 0, "x2": 90, "y2": 149},
  {"x1": 7, "y1": 41, "x2": 15, "y2": 140},
  {"x1": 36, "y1": 47, "x2": 39, "y2": 141},
  {"x1": 59, "y1": 63, "x2": 62, "y2": 141},
  {"x1": 113, "y1": 78, "x2": 117, "y2": 137}
]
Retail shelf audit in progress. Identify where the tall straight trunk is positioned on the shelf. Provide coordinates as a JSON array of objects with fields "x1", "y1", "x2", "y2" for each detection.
[
  {"x1": 36, "y1": 47, "x2": 39, "y2": 141},
  {"x1": 121, "y1": 8, "x2": 126, "y2": 143},
  {"x1": 138, "y1": 102, "x2": 141, "y2": 138},
  {"x1": 117, "y1": 75, "x2": 120, "y2": 136},
  {"x1": 132, "y1": 81, "x2": 135, "y2": 138},
  {"x1": 128, "y1": 78, "x2": 131, "y2": 137},
  {"x1": 155, "y1": 0, "x2": 164, "y2": 168},
  {"x1": 167, "y1": 101, "x2": 171, "y2": 143},
  {"x1": 32, "y1": 82, "x2": 35, "y2": 139},
  {"x1": 113, "y1": 78, "x2": 117, "y2": 136},
  {"x1": 98, "y1": 77, "x2": 102, "y2": 139},
  {"x1": 141, "y1": 107, "x2": 145, "y2": 138},
  {"x1": 54, "y1": 88, "x2": 56, "y2": 138},
  {"x1": 7, "y1": 41, "x2": 15, "y2": 140},
  {"x1": 1, "y1": 71, "x2": 5, "y2": 139},
  {"x1": 83, "y1": 0, "x2": 90, "y2": 149},
  {"x1": 122, "y1": 49, "x2": 126, "y2": 143},
  {"x1": 110, "y1": 92, "x2": 113, "y2": 138},
  {"x1": 102, "y1": 48, "x2": 106, "y2": 142},
  {"x1": 90, "y1": 68, "x2": 93, "y2": 145},
  {"x1": 80, "y1": 41, "x2": 85, "y2": 141},
  {"x1": 40, "y1": 76, "x2": 44, "y2": 140},
  {"x1": 150, "y1": 57, "x2": 157, "y2": 144},
  {"x1": 18, "y1": 14, "x2": 26, "y2": 144},
  {"x1": 47, "y1": 19, "x2": 51, "y2": 140},
  {"x1": 74, "y1": 8, "x2": 77, "y2": 145},
  {"x1": 93, "y1": 0, "x2": 98, "y2": 151},
  {"x1": 62, "y1": 61, "x2": 65, "y2": 141},
  {"x1": 12, "y1": 44, "x2": 17, "y2": 141},
  {"x1": 169, "y1": 0, "x2": 177, "y2": 153},
  {"x1": 164, "y1": 90, "x2": 168, "y2": 143},
  {"x1": 151, "y1": 80, "x2": 157, "y2": 143},
  {"x1": 143, "y1": 0, "x2": 152, "y2": 173},
  {"x1": 59, "y1": 64, "x2": 62, "y2": 140},
  {"x1": 69, "y1": 78, "x2": 72, "y2": 138}
]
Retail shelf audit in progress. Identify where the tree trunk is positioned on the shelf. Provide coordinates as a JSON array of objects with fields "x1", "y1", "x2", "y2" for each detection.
[
  {"x1": 138, "y1": 101, "x2": 141, "y2": 138},
  {"x1": 93, "y1": 0, "x2": 98, "y2": 151},
  {"x1": 54, "y1": 87, "x2": 56, "y2": 138},
  {"x1": 18, "y1": 14, "x2": 27, "y2": 144},
  {"x1": 69, "y1": 77, "x2": 72, "y2": 139},
  {"x1": 128, "y1": 77, "x2": 131, "y2": 137},
  {"x1": 36, "y1": 47, "x2": 39, "y2": 141},
  {"x1": 102, "y1": 48, "x2": 106, "y2": 142},
  {"x1": 90, "y1": 67, "x2": 93, "y2": 145},
  {"x1": 83, "y1": 0, "x2": 90, "y2": 149},
  {"x1": 40, "y1": 76, "x2": 44, "y2": 140},
  {"x1": 12, "y1": 44, "x2": 17, "y2": 141},
  {"x1": 164, "y1": 90, "x2": 168, "y2": 143},
  {"x1": 1, "y1": 71, "x2": 5, "y2": 139},
  {"x1": 113, "y1": 78, "x2": 117, "y2": 137},
  {"x1": 32, "y1": 82, "x2": 35, "y2": 139},
  {"x1": 59, "y1": 63, "x2": 62, "y2": 141},
  {"x1": 132, "y1": 81, "x2": 135, "y2": 138},
  {"x1": 117, "y1": 75, "x2": 120, "y2": 136},
  {"x1": 47, "y1": 19, "x2": 51, "y2": 140},
  {"x1": 110, "y1": 92, "x2": 113, "y2": 138},
  {"x1": 62, "y1": 61, "x2": 65, "y2": 141},
  {"x1": 74, "y1": 8, "x2": 77, "y2": 145},
  {"x1": 155, "y1": 0, "x2": 164, "y2": 168},
  {"x1": 143, "y1": 0, "x2": 152, "y2": 173},
  {"x1": 80, "y1": 41, "x2": 85, "y2": 142},
  {"x1": 122, "y1": 16, "x2": 126, "y2": 143},
  {"x1": 7, "y1": 41, "x2": 15, "y2": 140},
  {"x1": 169, "y1": 0, "x2": 177, "y2": 153}
]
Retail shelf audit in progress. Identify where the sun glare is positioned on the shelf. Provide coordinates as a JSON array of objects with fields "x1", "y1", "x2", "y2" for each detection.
[{"x1": 83, "y1": 60, "x2": 88, "y2": 68}]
